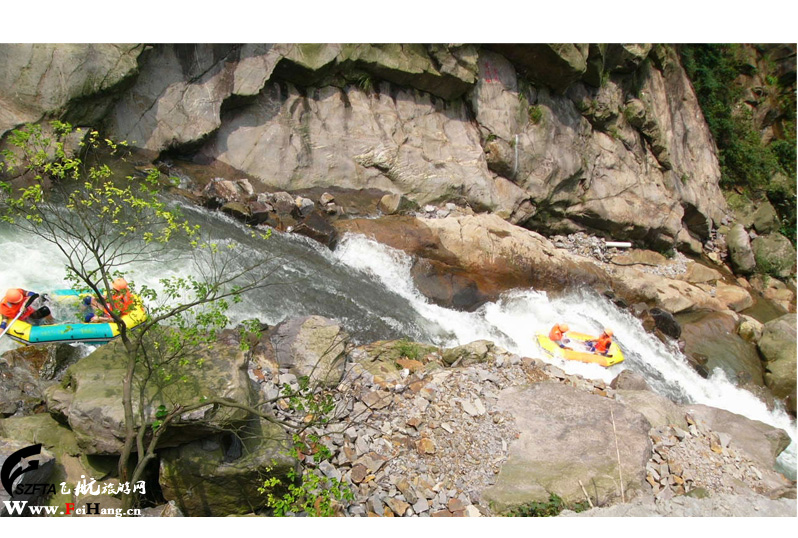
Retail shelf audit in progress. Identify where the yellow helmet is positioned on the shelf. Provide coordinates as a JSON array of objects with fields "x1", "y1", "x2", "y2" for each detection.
[{"x1": 604, "y1": 328, "x2": 614, "y2": 337}]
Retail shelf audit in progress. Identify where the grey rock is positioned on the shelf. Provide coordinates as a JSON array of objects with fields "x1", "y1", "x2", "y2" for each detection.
[
  {"x1": 271, "y1": 315, "x2": 349, "y2": 388},
  {"x1": 483, "y1": 383, "x2": 651, "y2": 511},
  {"x1": 752, "y1": 233, "x2": 797, "y2": 278},
  {"x1": 412, "y1": 497, "x2": 429, "y2": 514},
  {"x1": 726, "y1": 223, "x2": 757, "y2": 274},
  {"x1": 752, "y1": 201, "x2": 780, "y2": 234},
  {"x1": 757, "y1": 314, "x2": 797, "y2": 408}
]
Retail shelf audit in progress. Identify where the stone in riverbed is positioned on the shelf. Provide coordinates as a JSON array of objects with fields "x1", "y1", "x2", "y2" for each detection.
[
  {"x1": 757, "y1": 314, "x2": 797, "y2": 413},
  {"x1": 725, "y1": 223, "x2": 756, "y2": 275},
  {"x1": 483, "y1": 383, "x2": 651, "y2": 511},
  {"x1": 752, "y1": 233, "x2": 797, "y2": 278},
  {"x1": 270, "y1": 315, "x2": 349, "y2": 388},
  {"x1": 291, "y1": 210, "x2": 339, "y2": 248},
  {"x1": 385, "y1": 497, "x2": 410, "y2": 516}
]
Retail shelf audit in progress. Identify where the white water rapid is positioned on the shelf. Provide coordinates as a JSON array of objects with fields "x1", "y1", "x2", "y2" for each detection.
[
  {"x1": 1, "y1": 205, "x2": 795, "y2": 479},
  {"x1": 333, "y1": 233, "x2": 797, "y2": 479}
]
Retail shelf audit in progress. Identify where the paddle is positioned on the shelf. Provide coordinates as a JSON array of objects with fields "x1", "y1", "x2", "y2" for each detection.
[{"x1": 0, "y1": 294, "x2": 38, "y2": 343}]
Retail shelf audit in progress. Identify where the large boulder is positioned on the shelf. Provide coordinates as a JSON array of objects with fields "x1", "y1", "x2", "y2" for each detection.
[
  {"x1": 0, "y1": 344, "x2": 82, "y2": 417},
  {"x1": 752, "y1": 233, "x2": 797, "y2": 278},
  {"x1": 648, "y1": 308, "x2": 682, "y2": 340},
  {"x1": 336, "y1": 213, "x2": 735, "y2": 314},
  {"x1": 684, "y1": 404, "x2": 791, "y2": 472},
  {"x1": 486, "y1": 44, "x2": 589, "y2": 92},
  {"x1": 270, "y1": 315, "x2": 350, "y2": 388},
  {"x1": 336, "y1": 213, "x2": 611, "y2": 308},
  {"x1": 441, "y1": 340, "x2": 495, "y2": 366},
  {"x1": 725, "y1": 223, "x2": 757, "y2": 275},
  {"x1": 159, "y1": 417, "x2": 293, "y2": 516},
  {"x1": 613, "y1": 390, "x2": 688, "y2": 430},
  {"x1": 713, "y1": 282, "x2": 754, "y2": 312},
  {"x1": 44, "y1": 336, "x2": 253, "y2": 454},
  {"x1": 678, "y1": 311, "x2": 765, "y2": 388},
  {"x1": 604, "y1": 264, "x2": 727, "y2": 314},
  {"x1": 752, "y1": 201, "x2": 781, "y2": 234},
  {"x1": 605, "y1": 44, "x2": 653, "y2": 73},
  {"x1": 482, "y1": 383, "x2": 651, "y2": 512},
  {"x1": 757, "y1": 314, "x2": 797, "y2": 413}
]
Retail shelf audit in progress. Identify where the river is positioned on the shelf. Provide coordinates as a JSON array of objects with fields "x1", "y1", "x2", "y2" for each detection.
[{"x1": 1, "y1": 198, "x2": 795, "y2": 479}]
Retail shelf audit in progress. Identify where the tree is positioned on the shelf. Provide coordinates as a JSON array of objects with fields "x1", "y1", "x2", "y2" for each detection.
[{"x1": 0, "y1": 121, "x2": 304, "y2": 510}]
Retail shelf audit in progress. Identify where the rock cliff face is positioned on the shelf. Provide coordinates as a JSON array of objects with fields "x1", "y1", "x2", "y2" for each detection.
[{"x1": 0, "y1": 43, "x2": 727, "y2": 249}]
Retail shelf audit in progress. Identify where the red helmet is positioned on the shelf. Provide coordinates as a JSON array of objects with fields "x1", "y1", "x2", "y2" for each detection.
[
  {"x1": 4, "y1": 289, "x2": 24, "y2": 304},
  {"x1": 560, "y1": 323, "x2": 569, "y2": 332},
  {"x1": 112, "y1": 278, "x2": 128, "y2": 291}
]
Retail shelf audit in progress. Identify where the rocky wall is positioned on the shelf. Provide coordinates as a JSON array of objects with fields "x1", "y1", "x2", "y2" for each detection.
[{"x1": 0, "y1": 43, "x2": 729, "y2": 249}]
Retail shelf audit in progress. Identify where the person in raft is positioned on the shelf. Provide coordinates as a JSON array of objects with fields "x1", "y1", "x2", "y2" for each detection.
[
  {"x1": 586, "y1": 328, "x2": 614, "y2": 356},
  {"x1": 1, "y1": 288, "x2": 54, "y2": 330},
  {"x1": 83, "y1": 278, "x2": 135, "y2": 323},
  {"x1": 549, "y1": 323, "x2": 570, "y2": 348}
]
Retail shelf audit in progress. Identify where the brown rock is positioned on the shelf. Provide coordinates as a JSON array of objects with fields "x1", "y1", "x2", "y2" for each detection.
[
  {"x1": 350, "y1": 464, "x2": 368, "y2": 483},
  {"x1": 447, "y1": 498, "x2": 466, "y2": 512},
  {"x1": 406, "y1": 416, "x2": 423, "y2": 429},
  {"x1": 416, "y1": 438, "x2": 436, "y2": 455},
  {"x1": 355, "y1": 452, "x2": 388, "y2": 473},
  {"x1": 361, "y1": 390, "x2": 392, "y2": 410},
  {"x1": 431, "y1": 509, "x2": 454, "y2": 517},
  {"x1": 291, "y1": 210, "x2": 339, "y2": 248},
  {"x1": 385, "y1": 497, "x2": 410, "y2": 516},
  {"x1": 408, "y1": 380, "x2": 428, "y2": 393},
  {"x1": 335, "y1": 214, "x2": 610, "y2": 309},
  {"x1": 396, "y1": 358, "x2": 425, "y2": 372},
  {"x1": 396, "y1": 479, "x2": 419, "y2": 504}
]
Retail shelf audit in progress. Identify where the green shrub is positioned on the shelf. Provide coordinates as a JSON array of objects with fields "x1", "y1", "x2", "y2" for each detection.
[
  {"x1": 505, "y1": 493, "x2": 591, "y2": 517},
  {"x1": 680, "y1": 44, "x2": 796, "y2": 246},
  {"x1": 396, "y1": 338, "x2": 423, "y2": 360},
  {"x1": 528, "y1": 105, "x2": 543, "y2": 124}
]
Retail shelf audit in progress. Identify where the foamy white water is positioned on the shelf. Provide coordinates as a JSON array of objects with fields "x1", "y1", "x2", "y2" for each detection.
[{"x1": 333, "y1": 233, "x2": 797, "y2": 478}]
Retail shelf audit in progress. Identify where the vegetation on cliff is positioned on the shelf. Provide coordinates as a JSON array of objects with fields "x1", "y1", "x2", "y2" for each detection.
[{"x1": 680, "y1": 44, "x2": 796, "y2": 243}]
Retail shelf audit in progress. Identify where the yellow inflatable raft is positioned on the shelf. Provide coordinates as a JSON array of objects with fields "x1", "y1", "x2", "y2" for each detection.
[
  {"x1": 5, "y1": 289, "x2": 147, "y2": 345},
  {"x1": 536, "y1": 331, "x2": 625, "y2": 367}
]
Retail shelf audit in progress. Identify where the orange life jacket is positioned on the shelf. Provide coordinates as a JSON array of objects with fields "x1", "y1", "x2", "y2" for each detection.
[
  {"x1": 104, "y1": 289, "x2": 134, "y2": 316},
  {"x1": 549, "y1": 324, "x2": 566, "y2": 341},
  {"x1": 594, "y1": 333, "x2": 612, "y2": 354}
]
